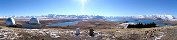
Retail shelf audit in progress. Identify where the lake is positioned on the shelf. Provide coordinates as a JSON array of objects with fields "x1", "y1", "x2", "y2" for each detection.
[
  {"x1": 47, "y1": 19, "x2": 174, "y2": 27},
  {"x1": 47, "y1": 21, "x2": 79, "y2": 27},
  {"x1": 106, "y1": 19, "x2": 174, "y2": 26}
]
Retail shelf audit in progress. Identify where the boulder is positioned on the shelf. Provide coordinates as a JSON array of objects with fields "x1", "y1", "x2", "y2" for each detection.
[{"x1": 75, "y1": 28, "x2": 80, "y2": 36}]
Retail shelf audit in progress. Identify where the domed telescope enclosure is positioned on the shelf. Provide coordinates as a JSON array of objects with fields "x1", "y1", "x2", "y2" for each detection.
[
  {"x1": 5, "y1": 18, "x2": 16, "y2": 27},
  {"x1": 22, "y1": 18, "x2": 41, "y2": 29},
  {"x1": 29, "y1": 18, "x2": 40, "y2": 24}
]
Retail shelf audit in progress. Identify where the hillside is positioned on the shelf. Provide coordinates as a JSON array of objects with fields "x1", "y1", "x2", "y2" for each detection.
[{"x1": 0, "y1": 26, "x2": 177, "y2": 40}]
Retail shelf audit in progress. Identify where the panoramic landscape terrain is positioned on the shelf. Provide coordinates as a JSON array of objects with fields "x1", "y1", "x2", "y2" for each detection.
[
  {"x1": 0, "y1": 14, "x2": 177, "y2": 40},
  {"x1": 1, "y1": 0, "x2": 177, "y2": 40}
]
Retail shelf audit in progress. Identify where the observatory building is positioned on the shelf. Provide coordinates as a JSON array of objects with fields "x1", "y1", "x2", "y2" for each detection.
[
  {"x1": 29, "y1": 18, "x2": 40, "y2": 24},
  {"x1": 5, "y1": 18, "x2": 16, "y2": 27},
  {"x1": 22, "y1": 18, "x2": 42, "y2": 29}
]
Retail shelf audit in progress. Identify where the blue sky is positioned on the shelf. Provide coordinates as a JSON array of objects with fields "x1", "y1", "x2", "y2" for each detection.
[{"x1": 0, "y1": 0, "x2": 177, "y2": 16}]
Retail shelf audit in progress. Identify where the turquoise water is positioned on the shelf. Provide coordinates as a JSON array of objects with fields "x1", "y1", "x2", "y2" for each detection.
[
  {"x1": 47, "y1": 19, "x2": 174, "y2": 27},
  {"x1": 106, "y1": 19, "x2": 174, "y2": 26},
  {"x1": 127, "y1": 20, "x2": 154, "y2": 24},
  {"x1": 47, "y1": 21, "x2": 78, "y2": 27}
]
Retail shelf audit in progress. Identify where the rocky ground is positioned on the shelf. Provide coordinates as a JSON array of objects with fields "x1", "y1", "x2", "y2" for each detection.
[
  {"x1": 0, "y1": 26, "x2": 177, "y2": 40},
  {"x1": 1, "y1": 19, "x2": 177, "y2": 40}
]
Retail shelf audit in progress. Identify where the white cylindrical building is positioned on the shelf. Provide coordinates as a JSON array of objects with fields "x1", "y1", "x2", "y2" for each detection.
[
  {"x1": 29, "y1": 18, "x2": 40, "y2": 24},
  {"x1": 22, "y1": 18, "x2": 41, "y2": 29},
  {"x1": 5, "y1": 18, "x2": 16, "y2": 26}
]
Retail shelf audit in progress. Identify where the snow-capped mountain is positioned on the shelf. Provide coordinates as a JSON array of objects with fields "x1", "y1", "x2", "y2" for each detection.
[{"x1": 135, "y1": 14, "x2": 176, "y2": 21}]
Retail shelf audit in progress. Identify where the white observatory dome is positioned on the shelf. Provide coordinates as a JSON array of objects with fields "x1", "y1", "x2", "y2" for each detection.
[
  {"x1": 29, "y1": 18, "x2": 40, "y2": 24},
  {"x1": 5, "y1": 18, "x2": 16, "y2": 26}
]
